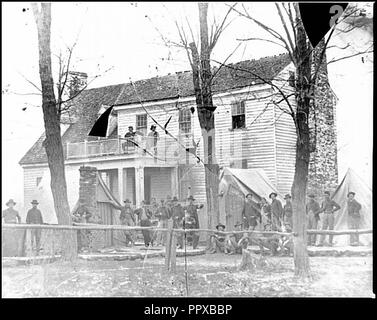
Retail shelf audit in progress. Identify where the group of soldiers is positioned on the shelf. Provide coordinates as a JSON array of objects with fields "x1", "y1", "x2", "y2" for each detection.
[
  {"x1": 208, "y1": 189, "x2": 364, "y2": 254},
  {"x1": 2, "y1": 188, "x2": 364, "y2": 255},
  {"x1": 109, "y1": 195, "x2": 204, "y2": 249}
]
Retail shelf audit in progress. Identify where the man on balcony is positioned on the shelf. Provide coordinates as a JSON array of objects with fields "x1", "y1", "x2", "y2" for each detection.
[
  {"x1": 123, "y1": 126, "x2": 136, "y2": 153},
  {"x1": 146, "y1": 125, "x2": 159, "y2": 159}
]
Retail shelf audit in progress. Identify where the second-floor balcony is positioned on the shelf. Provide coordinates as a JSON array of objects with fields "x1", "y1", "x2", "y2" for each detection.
[{"x1": 66, "y1": 134, "x2": 198, "y2": 164}]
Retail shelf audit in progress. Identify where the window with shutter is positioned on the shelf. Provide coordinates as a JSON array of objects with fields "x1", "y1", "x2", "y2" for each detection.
[{"x1": 231, "y1": 101, "x2": 246, "y2": 129}]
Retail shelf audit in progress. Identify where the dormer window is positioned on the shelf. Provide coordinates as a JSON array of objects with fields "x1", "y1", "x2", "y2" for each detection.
[{"x1": 231, "y1": 101, "x2": 246, "y2": 129}]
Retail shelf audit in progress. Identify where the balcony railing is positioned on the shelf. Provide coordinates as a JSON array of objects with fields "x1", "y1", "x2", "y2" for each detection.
[{"x1": 66, "y1": 134, "x2": 197, "y2": 164}]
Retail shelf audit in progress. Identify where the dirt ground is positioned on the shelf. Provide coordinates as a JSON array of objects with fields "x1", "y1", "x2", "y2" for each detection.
[{"x1": 2, "y1": 253, "x2": 374, "y2": 298}]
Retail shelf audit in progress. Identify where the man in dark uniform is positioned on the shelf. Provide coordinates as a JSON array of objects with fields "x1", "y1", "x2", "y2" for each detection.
[
  {"x1": 242, "y1": 193, "x2": 261, "y2": 230},
  {"x1": 347, "y1": 192, "x2": 363, "y2": 246},
  {"x1": 177, "y1": 211, "x2": 196, "y2": 249},
  {"x1": 283, "y1": 194, "x2": 293, "y2": 232},
  {"x1": 306, "y1": 194, "x2": 321, "y2": 246},
  {"x1": 110, "y1": 199, "x2": 136, "y2": 246},
  {"x1": 135, "y1": 201, "x2": 153, "y2": 247},
  {"x1": 185, "y1": 195, "x2": 203, "y2": 249},
  {"x1": 124, "y1": 126, "x2": 136, "y2": 153},
  {"x1": 318, "y1": 191, "x2": 341, "y2": 246},
  {"x1": 209, "y1": 223, "x2": 227, "y2": 253},
  {"x1": 170, "y1": 197, "x2": 184, "y2": 229},
  {"x1": 26, "y1": 200, "x2": 43, "y2": 251},
  {"x1": 155, "y1": 199, "x2": 171, "y2": 246},
  {"x1": 269, "y1": 192, "x2": 283, "y2": 231}
]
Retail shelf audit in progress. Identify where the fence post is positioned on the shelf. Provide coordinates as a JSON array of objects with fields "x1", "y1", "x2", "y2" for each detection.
[
  {"x1": 165, "y1": 220, "x2": 174, "y2": 271},
  {"x1": 170, "y1": 230, "x2": 177, "y2": 272}
]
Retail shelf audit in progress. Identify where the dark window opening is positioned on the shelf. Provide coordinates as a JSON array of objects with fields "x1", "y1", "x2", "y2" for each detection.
[
  {"x1": 231, "y1": 101, "x2": 246, "y2": 129},
  {"x1": 136, "y1": 114, "x2": 147, "y2": 135}
]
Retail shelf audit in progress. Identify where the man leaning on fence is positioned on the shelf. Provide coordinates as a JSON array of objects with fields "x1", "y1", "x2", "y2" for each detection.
[
  {"x1": 26, "y1": 200, "x2": 43, "y2": 252},
  {"x1": 347, "y1": 192, "x2": 363, "y2": 246},
  {"x1": 317, "y1": 191, "x2": 341, "y2": 247}
]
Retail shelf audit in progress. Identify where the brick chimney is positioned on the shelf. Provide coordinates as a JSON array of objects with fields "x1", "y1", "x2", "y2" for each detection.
[
  {"x1": 308, "y1": 39, "x2": 339, "y2": 196},
  {"x1": 79, "y1": 165, "x2": 99, "y2": 221}
]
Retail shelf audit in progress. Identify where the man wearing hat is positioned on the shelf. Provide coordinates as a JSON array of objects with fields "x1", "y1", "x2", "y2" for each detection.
[
  {"x1": 170, "y1": 197, "x2": 184, "y2": 229},
  {"x1": 147, "y1": 125, "x2": 159, "y2": 157},
  {"x1": 318, "y1": 191, "x2": 341, "y2": 246},
  {"x1": 242, "y1": 193, "x2": 261, "y2": 230},
  {"x1": 306, "y1": 194, "x2": 321, "y2": 246},
  {"x1": 135, "y1": 200, "x2": 153, "y2": 247},
  {"x1": 110, "y1": 199, "x2": 136, "y2": 246},
  {"x1": 2, "y1": 199, "x2": 21, "y2": 224},
  {"x1": 208, "y1": 223, "x2": 226, "y2": 253},
  {"x1": 283, "y1": 194, "x2": 293, "y2": 232},
  {"x1": 177, "y1": 211, "x2": 197, "y2": 249},
  {"x1": 347, "y1": 192, "x2": 362, "y2": 246},
  {"x1": 184, "y1": 195, "x2": 204, "y2": 249},
  {"x1": 155, "y1": 199, "x2": 171, "y2": 246},
  {"x1": 2, "y1": 199, "x2": 22, "y2": 256},
  {"x1": 124, "y1": 126, "x2": 136, "y2": 153},
  {"x1": 26, "y1": 200, "x2": 44, "y2": 251},
  {"x1": 269, "y1": 192, "x2": 283, "y2": 231},
  {"x1": 225, "y1": 221, "x2": 249, "y2": 254}
]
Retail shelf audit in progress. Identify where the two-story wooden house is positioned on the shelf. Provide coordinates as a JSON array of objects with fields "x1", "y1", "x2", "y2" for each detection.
[{"x1": 19, "y1": 53, "x2": 336, "y2": 230}]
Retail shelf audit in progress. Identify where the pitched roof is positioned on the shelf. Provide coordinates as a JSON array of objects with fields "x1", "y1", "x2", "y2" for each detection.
[
  {"x1": 113, "y1": 53, "x2": 290, "y2": 106},
  {"x1": 19, "y1": 53, "x2": 290, "y2": 165}
]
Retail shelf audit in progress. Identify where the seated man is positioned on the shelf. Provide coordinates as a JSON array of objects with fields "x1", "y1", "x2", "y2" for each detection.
[
  {"x1": 225, "y1": 221, "x2": 249, "y2": 254},
  {"x1": 208, "y1": 223, "x2": 227, "y2": 254}
]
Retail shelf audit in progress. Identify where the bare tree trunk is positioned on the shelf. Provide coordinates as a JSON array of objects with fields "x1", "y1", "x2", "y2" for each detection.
[
  {"x1": 32, "y1": 3, "x2": 77, "y2": 260},
  {"x1": 291, "y1": 8, "x2": 311, "y2": 277},
  {"x1": 189, "y1": 3, "x2": 220, "y2": 235}
]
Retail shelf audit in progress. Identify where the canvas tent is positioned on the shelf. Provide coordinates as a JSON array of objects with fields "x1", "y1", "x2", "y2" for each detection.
[
  {"x1": 331, "y1": 168, "x2": 372, "y2": 246},
  {"x1": 218, "y1": 168, "x2": 281, "y2": 230}
]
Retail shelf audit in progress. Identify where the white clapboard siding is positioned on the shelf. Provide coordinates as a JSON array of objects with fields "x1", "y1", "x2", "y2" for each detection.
[{"x1": 272, "y1": 64, "x2": 297, "y2": 195}]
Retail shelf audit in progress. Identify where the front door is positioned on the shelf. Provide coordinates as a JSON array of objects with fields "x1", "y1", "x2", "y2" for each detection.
[{"x1": 144, "y1": 175, "x2": 151, "y2": 204}]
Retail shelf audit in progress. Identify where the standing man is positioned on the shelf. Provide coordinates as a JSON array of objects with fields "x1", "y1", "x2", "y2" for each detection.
[
  {"x1": 109, "y1": 199, "x2": 136, "y2": 247},
  {"x1": 347, "y1": 192, "x2": 362, "y2": 246},
  {"x1": 135, "y1": 201, "x2": 153, "y2": 247},
  {"x1": 26, "y1": 200, "x2": 43, "y2": 252},
  {"x1": 242, "y1": 194, "x2": 261, "y2": 231},
  {"x1": 318, "y1": 191, "x2": 341, "y2": 247},
  {"x1": 2, "y1": 199, "x2": 22, "y2": 256},
  {"x1": 170, "y1": 197, "x2": 184, "y2": 229},
  {"x1": 259, "y1": 197, "x2": 272, "y2": 230},
  {"x1": 124, "y1": 126, "x2": 136, "y2": 153},
  {"x1": 2, "y1": 199, "x2": 21, "y2": 224},
  {"x1": 147, "y1": 125, "x2": 159, "y2": 158},
  {"x1": 306, "y1": 194, "x2": 321, "y2": 246},
  {"x1": 155, "y1": 199, "x2": 171, "y2": 246},
  {"x1": 185, "y1": 195, "x2": 203, "y2": 249},
  {"x1": 283, "y1": 194, "x2": 293, "y2": 232},
  {"x1": 269, "y1": 192, "x2": 283, "y2": 231}
]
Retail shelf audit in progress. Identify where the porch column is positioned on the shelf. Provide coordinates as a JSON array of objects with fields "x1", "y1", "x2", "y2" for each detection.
[
  {"x1": 171, "y1": 167, "x2": 179, "y2": 198},
  {"x1": 118, "y1": 167, "x2": 124, "y2": 203},
  {"x1": 135, "y1": 166, "x2": 145, "y2": 206}
]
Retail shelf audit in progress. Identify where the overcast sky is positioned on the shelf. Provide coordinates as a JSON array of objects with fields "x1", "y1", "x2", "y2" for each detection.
[{"x1": 2, "y1": 2, "x2": 373, "y2": 212}]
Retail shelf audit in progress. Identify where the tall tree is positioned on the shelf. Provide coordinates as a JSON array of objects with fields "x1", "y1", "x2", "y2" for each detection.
[
  {"x1": 228, "y1": 2, "x2": 372, "y2": 277},
  {"x1": 31, "y1": 3, "x2": 77, "y2": 259}
]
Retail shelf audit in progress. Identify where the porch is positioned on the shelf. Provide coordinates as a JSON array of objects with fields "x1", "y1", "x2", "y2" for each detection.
[{"x1": 66, "y1": 134, "x2": 198, "y2": 167}]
